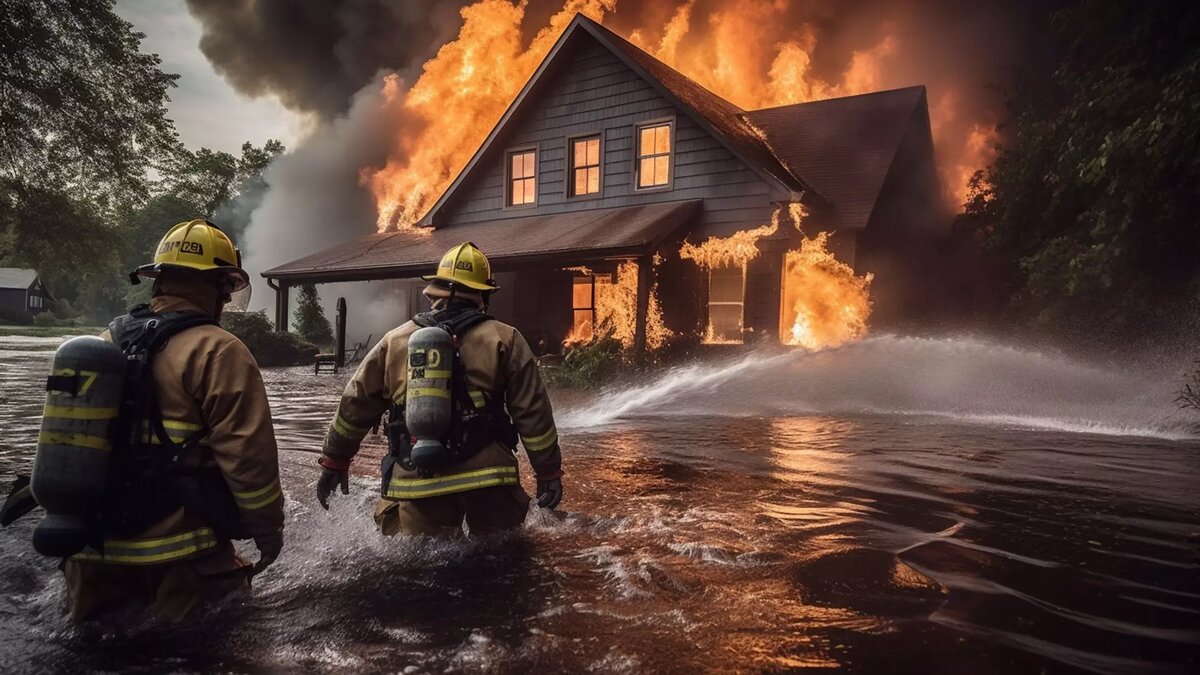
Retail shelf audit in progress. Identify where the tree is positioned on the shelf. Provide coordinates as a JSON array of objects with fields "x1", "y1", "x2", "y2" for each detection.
[
  {"x1": 0, "y1": 0, "x2": 179, "y2": 207},
  {"x1": 961, "y1": 1, "x2": 1200, "y2": 343},
  {"x1": 294, "y1": 283, "x2": 333, "y2": 347}
]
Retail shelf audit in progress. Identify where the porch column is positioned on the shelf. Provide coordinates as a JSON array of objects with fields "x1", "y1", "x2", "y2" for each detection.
[
  {"x1": 275, "y1": 281, "x2": 291, "y2": 332},
  {"x1": 633, "y1": 254, "x2": 653, "y2": 357}
]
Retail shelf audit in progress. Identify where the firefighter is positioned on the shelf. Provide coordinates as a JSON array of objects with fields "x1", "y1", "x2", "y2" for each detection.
[
  {"x1": 61, "y1": 220, "x2": 284, "y2": 622},
  {"x1": 316, "y1": 242, "x2": 564, "y2": 535}
]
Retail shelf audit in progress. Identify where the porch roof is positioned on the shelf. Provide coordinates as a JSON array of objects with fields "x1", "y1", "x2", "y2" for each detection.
[{"x1": 263, "y1": 200, "x2": 700, "y2": 284}]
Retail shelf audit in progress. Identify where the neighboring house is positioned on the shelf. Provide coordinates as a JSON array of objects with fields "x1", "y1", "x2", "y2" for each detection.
[
  {"x1": 0, "y1": 268, "x2": 54, "y2": 318},
  {"x1": 264, "y1": 14, "x2": 950, "y2": 350}
]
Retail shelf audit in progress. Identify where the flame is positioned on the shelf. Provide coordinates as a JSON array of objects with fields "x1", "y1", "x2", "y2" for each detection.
[
  {"x1": 365, "y1": 0, "x2": 993, "y2": 232},
  {"x1": 563, "y1": 261, "x2": 670, "y2": 351},
  {"x1": 680, "y1": 204, "x2": 871, "y2": 348},
  {"x1": 779, "y1": 233, "x2": 873, "y2": 350},
  {"x1": 364, "y1": 0, "x2": 616, "y2": 230}
]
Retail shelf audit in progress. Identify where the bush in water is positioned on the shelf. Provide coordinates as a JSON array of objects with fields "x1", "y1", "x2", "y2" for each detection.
[
  {"x1": 222, "y1": 310, "x2": 318, "y2": 367},
  {"x1": 544, "y1": 337, "x2": 626, "y2": 390},
  {"x1": 1178, "y1": 362, "x2": 1200, "y2": 412}
]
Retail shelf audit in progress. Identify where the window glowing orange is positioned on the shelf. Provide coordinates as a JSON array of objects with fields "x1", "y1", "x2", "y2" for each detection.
[
  {"x1": 637, "y1": 123, "x2": 671, "y2": 188},
  {"x1": 572, "y1": 137, "x2": 601, "y2": 196}
]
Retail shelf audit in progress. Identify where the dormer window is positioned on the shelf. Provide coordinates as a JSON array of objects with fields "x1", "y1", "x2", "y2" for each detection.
[
  {"x1": 507, "y1": 148, "x2": 537, "y2": 206},
  {"x1": 636, "y1": 121, "x2": 672, "y2": 189}
]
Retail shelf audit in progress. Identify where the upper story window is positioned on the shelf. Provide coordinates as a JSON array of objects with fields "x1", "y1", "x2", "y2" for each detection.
[
  {"x1": 507, "y1": 149, "x2": 537, "y2": 206},
  {"x1": 636, "y1": 122, "x2": 672, "y2": 189},
  {"x1": 570, "y1": 136, "x2": 602, "y2": 197}
]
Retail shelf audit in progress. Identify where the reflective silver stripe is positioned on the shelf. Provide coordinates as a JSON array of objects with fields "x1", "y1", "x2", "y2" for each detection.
[
  {"x1": 70, "y1": 527, "x2": 219, "y2": 565},
  {"x1": 331, "y1": 414, "x2": 370, "y2": 440},
  {"x1": 233, "y1": 482, "x2": 282, "y2": 510},
  {"x1": 521, "y1": 426, "x2": 558, "y2": 452},
  {"x1": 386, "y1": 466, "x2": 519, "y2": 499}
]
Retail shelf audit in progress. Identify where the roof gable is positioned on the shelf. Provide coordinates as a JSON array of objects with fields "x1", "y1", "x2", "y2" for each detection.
[
  {"x1": 0, "y1": 268, "x2": 38, "y2": 290},
  {"x1": 422, "y1": 14, "x2": 809, "y2": 227},
  {"x1": 743, "y1": 86, "x2": 927, "y2": 231}
]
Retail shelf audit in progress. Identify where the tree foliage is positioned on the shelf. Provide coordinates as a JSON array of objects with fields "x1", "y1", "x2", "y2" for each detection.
[
  {"x1": 293, "y1": 283, "x2": 334, "y2": 348},
  {"x1": 960, "y1": 0, "x2": 1200, "y2": 342}
]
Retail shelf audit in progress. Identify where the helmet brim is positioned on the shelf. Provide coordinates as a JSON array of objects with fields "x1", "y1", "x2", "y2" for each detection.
[
  {"x1": 134, "y1": 263, "x2": 250, "y2": 292},
  {"x1": 419, "y1": 274, "x2": 499, "y2": 292}
]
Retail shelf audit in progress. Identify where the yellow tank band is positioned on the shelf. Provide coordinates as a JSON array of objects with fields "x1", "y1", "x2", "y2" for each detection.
[
  {"x1": 412, "y1": 369, "x2": 452, "y2": 379},
  {"x1": 41, "y1": 405, "x2": 118, "y2": 420},
  {"x1": 38, "y1": 430, "x2": 111, "y2": 452},
  {"x1": 408, "y1": 387, "x2": 451, "y2": 399}
]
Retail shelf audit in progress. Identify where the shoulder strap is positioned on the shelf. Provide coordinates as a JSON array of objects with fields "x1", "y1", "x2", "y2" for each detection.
[{"x1": 412, "y1": 307, "x2": 494, "y2": 337}]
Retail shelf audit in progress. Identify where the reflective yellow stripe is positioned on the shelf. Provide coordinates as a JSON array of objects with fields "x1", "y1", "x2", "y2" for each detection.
[
  {"x1": 38, "y1": 430, "x2": 111, "y2": 451},
  {"x1": 468, "y1": 391, "x2": 486, "y2": 408},
  {"x1": 237, "y1": 484, "x2": 282, "y2": 510},
  {"x1": 408, "y1": 387, "x2": 451, "y2": 399},
  {"x1": 386, "y1": 466, "x2": 520, "y2": 499},
  {"x1": 332, "y1": 414, "x2": 369, "y2": 439},
  {"x1": 42, "y1": 405, "x2": 118, "y2": 420},
  {"x1": 70, "y1": 527, "x2": 218, "y2": 565},
  {"x1": 233, "y1": 482, "x2": 278, "y2": 500},
  {"x1": 521, "y1": 427, "x2": 558, "y2": 451},
  {"x1": 419, "y1": 369, "x2": 452, "y2": 379},
  {"x1": 160, "y1": 419, "x2": 203, "y2": 431}
]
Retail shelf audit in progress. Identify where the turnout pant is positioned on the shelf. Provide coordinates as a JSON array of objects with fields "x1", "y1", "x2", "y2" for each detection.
[{"x1": 373, "y1": 485, "x2": 530, "y2": 536}]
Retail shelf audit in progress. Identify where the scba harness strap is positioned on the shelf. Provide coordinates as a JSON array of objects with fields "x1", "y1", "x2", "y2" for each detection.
[
  {"x1": 382, "y1": 306, "x2": 519, "y2": 489},
  {"x1": 101, "y1": 306, "x2": 249, "y2": 542}
]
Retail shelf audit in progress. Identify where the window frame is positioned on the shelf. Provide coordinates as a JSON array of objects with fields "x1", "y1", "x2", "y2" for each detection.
[
  {"x1": 571, "y1": 273, "x2": 597, "y2": 340},
  {"x1": 566, "y1": 131, "x2": 604, "y2": 201},
  {"x1": 633, "y1": 117, "x2": 675, "y2": 192},
  {"x1": 706, "y1": 263, "x2": 747, "y2": 344},
  {"x1": 504, "y1": 145, "x2": 539, "y2": 210}
]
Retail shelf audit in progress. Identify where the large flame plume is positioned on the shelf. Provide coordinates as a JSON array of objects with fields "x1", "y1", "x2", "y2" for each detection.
[
  {"x1": 363, "y1": 0, "x2": 1000, "y2": 231},
  {"x1": 681, "y1": 204, "x2": 872, "y2": 349},
  {"x1": 563, "y1": 261, "x2": 670, "y2": 350}
]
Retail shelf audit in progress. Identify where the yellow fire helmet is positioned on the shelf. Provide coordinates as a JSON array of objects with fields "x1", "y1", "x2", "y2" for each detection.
[
  {"x1": 421, "y1": 241, "x2": 499, "y2": 292},
  {"x1": 131, "y1": 219, "x2": 250, "y2": 291}
]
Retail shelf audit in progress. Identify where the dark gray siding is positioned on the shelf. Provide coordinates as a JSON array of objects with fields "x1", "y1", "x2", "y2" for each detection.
[
  {"x1": 0, "y1": 288, "x2": 27, "y2": 314},
  {"x1": 442, "y1": 37, "x2": 777, "y2": 238}
]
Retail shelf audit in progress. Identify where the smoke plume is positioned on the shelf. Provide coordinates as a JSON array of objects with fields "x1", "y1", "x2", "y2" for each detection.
[{"x1": 184, "y1": 0, "x2": 467, "y2": 117}]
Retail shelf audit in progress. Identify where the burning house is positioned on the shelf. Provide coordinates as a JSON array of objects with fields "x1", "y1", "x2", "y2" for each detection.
[{"x1": 263, "y1": 14, "x2": 947, "y2": 352}]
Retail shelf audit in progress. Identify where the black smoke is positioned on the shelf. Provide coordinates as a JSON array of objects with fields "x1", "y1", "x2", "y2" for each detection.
[{"x1": 184, "y1": 0, "x2": 469, "y2": 117}]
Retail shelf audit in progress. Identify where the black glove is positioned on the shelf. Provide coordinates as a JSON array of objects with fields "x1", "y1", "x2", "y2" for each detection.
[
  {"x1": 536, "y1": 477, "x2": 563, "y2": 510},
  {"x1": 316, "y1": 467, "x2": 349, "y2": 510},
  {"x1": 251, "y1": 530, "x2": 283, "y2": 576}
]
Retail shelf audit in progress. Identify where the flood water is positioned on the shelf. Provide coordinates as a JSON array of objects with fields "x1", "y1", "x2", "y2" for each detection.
[{"x1": 1, "y1": 334, "x2": 1198, "y2": 673}]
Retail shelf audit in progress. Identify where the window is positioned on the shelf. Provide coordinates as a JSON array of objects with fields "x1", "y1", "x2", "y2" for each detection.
[
  {"x1": 29, "y1": 296, "x2": 40, "y2": 309},
  {"x1": 706, "y1": 264, "x2": 745, "y2": 343},
  {"x1": 570, "y1": 136, "x2": 602, "y2": 197},
  {"x1": 571, "y1": 275, "x2": 596, "y2": 340},
  {"x1": 636, "y1": 122, "x2": 671, "y2": 189},
  {"x1": 507, "y1": 149, "x2": 537, "y2": 206}
]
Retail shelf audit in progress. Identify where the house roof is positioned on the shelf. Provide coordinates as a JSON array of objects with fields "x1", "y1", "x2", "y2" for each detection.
[
  {"x1": 265, "y1": 200, "x2": 699, "y2": 283},
  {"x1": 744, "y1": 86, "x2": 927, "y2": 231},
  {"x1": 0, "y1": 268, "x2": 38, "y2": 290}
]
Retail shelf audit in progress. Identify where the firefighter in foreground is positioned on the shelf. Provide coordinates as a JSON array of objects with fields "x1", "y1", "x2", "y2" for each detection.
[
  {"x1": 316, "y1": 242, "x2": 564, "y2": 534},
  {"x1": 24, "y1": 220, "x2": 284, "y2": 622}
]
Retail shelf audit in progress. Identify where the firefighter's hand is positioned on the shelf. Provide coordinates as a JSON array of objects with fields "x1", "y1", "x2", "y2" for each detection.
[
  {"x1": 536, "y1": 476, "x2": 563, "y2": 510},
  {"x1": 316, "y1": 467, "x2": 350, "y2": 510},
  {"x1": 252, "y1": 530, "x2": 283, "y2": 575}
]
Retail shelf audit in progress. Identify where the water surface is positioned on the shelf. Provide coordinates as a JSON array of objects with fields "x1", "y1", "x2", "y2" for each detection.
[{"x1": 1, "y1": 335, "x2": 1197, "y2": 673}]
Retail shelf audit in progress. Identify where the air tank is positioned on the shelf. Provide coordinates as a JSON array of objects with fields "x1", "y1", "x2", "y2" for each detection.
[
  {"x1": 405, "y1": 326, "x2": 455, "y2": 470},
  {"x1": 31, "y1": 336, "x2": 126, "y2": 557}
]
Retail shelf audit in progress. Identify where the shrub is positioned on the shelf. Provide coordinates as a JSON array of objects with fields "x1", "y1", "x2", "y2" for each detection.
[
  {"x1": 32, "y1": 311, "x2": 58, "y2": 327},
  {"x1": 221, "y1": 310, "x2": 319, "y2": 367},
  {"x1": 1178, "y1": 361, "x2": 1200, "y2": 412},
  {"x1": 0, "y1": 307, "x2": 33, "y2": 325},
  {"x1": 544, "y1": 337, "x2": 627, "y2": 389}
]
